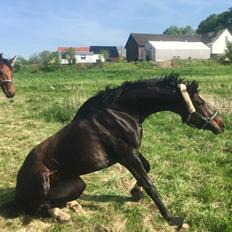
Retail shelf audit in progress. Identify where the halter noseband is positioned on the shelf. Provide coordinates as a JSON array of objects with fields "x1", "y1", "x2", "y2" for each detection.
[
  {"x1": 179, "y1": 83, "x2": 218, "y2": 129},
  {"x1": 0, "y1": 79, "x2": 12, "y2": 85},
  {"x1": 185, "y1": 111, "x2": 218, "y2": 129}
]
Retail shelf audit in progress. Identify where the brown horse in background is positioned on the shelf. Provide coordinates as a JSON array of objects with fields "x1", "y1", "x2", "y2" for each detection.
[
  {"x1": 0, "y1": 53, "x2": 15, "y2": 98},
  {"x1": 14, "y1": 74, "x2": 224, "y2": 229}
]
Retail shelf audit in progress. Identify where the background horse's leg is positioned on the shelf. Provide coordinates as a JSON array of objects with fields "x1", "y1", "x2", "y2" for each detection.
[
  {"x1": 120, "y1": 154, "x2": 184, "y2": 229},
  {"x1": 47, "y1": 175, "x2": 86, "y2": 207},
  {"x1": 130, "y1": 153, "x2": 150, "y2": 201}
]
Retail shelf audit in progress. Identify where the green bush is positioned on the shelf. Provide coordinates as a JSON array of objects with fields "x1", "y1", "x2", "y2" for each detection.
[
  {"x1": 225, "y1": 41, "x2": 232, "y2": 63},
  {"x1": 42, "y1": 98, "x2": 77, "y2": 123}
]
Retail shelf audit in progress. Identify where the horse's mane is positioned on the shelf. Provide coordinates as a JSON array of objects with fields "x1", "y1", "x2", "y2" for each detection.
[
  {"x1": 94, "y1": 72, "x2": 199, "y2": 102},
  {"x1": 75, "y1": 73, "x2": 199, "y2": 119},
  {"x1": 2, "y1": 58, "x2": 13, "y2": 70}
]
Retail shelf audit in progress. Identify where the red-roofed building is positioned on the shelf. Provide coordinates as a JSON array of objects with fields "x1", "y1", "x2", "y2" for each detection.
[
  {"x1": 57, "y1": 47, "x2": 90, "y2": 53},
  {"x1": 57, "y1": 47, "x2": 105, "y2": 64}
]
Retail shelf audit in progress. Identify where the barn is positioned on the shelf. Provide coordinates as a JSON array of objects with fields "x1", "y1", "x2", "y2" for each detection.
[
  {"x1": 125, "y1": 29, "x2": 232, "y2": 61},
  {"x1": 144, "y1": 41, "x2": 210, "y2": 61},
  {"x1": 125, "y1": 33, "x2": 201, "y2": 61}
]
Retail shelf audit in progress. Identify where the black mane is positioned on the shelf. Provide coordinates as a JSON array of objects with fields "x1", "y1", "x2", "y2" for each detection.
[
  {"x1": 94, "y1": 73, "x2": 199, "y2": 103},
  {"x1": 2, "y1": 58, "x2": 13, "y2": 70},
  {"x1": 75, "y1": 73, "x2": 200, "y2": 119}
]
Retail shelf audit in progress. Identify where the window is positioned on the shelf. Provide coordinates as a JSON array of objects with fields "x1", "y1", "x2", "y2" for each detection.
[{"x1": 81, "y1": 55, "x2": 86, "y2": 60}]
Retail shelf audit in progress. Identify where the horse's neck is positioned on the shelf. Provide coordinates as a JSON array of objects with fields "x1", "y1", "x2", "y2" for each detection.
[{"x1": 119, "y1": 87, "x2": 182, "y2": 123}]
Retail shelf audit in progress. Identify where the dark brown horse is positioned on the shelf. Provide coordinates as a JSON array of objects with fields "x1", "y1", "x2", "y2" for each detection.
[
  {"x1": 0, "y1": 53, "x2": 15, "y2": 98},
  {"x1": 15, "y1": 74, "x2": 224, "y2": 229}
]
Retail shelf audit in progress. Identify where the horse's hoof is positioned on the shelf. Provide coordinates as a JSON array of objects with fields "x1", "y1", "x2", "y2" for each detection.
[
  {"x1": 48, "y1": 207, "x2": 71, "y2": 223},
  {"x1": 169, "y1": 216, "x2": 184, "y2": 230},
  {"x1": 130, "y1": 187, "x2": 144, "y2": 201},
  {"x1": 66, "y1": 200, "x2": 84, "y2": 214}
]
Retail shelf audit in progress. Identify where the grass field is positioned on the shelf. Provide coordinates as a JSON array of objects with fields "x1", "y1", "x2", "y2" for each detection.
[{"x1": 0, "y1": 61, "x2": 232, "y2": 232}]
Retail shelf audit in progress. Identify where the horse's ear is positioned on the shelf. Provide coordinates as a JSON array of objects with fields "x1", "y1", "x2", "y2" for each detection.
[
  {"x1": 0, "y1": 53, "x2": 3, "y2": 63},
  {"x1": 8, "y1": 56, "x2": 16, "y2": 64},
  {"x1": 187, "y1": 80, "x2": 199, "y2": 95}
]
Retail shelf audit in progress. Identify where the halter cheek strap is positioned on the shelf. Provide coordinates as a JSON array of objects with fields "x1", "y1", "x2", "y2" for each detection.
[{"x1": 179, "y1": 83, "x2": 218, "y2": 129}]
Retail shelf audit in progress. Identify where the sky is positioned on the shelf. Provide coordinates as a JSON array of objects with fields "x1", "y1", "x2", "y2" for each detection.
[{"x1": 1, "y1": 0, "x2": 231, "y2": 58}]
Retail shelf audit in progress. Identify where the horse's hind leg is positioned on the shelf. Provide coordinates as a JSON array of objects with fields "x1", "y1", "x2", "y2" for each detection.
[
  {"x1": 47, "y1": 175, "x2": 86, "y2": 206},
  {"x1": 130, "y1": 152, "x2": 150, "y2": 201},
  {"x1": 45, "y1": 175, "x2": 86, "y2": 222}
]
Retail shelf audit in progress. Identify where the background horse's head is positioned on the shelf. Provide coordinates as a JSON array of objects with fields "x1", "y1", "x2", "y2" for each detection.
[
  {"x1": 0, "y1": 53, "x2": 15, "y2": 98},
  {"x1": 180, "y1": 81, "x2": 224, "y2": 134}
]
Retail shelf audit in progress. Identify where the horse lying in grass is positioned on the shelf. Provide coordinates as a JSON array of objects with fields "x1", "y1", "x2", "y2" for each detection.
[
  {"x1": 15, "y1": 74, "x2": 224, "y2": 229},
  {"x1": 0, "y1": 53, "x2": 15, "y2": 98}
]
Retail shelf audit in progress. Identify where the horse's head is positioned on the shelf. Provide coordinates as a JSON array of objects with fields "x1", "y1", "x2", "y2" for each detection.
[
  {"x1": 179, "y1": 81, "x2": 224, "y2": 134},
  {"x1": 0, "y1": 53, "x2": 15, "y2": 98}
]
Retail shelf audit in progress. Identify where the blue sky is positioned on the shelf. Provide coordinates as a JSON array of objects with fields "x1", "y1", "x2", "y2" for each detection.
[{"x1": 1, "y1": 0, "x2": 231, "y2": 58}]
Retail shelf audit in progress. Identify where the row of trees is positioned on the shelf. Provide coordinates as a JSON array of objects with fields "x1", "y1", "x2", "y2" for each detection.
[
  {"x1": 17, "y1": 48, "x2": 77, "y2": 66},
  {"x1": 15, "y1": 48, "x2": 78, "y2": 71},
  {"x1": 163, "y1": 7, "x2": 232, "y2": 36}
]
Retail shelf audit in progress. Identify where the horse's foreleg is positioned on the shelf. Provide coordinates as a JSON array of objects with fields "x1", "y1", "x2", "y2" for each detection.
[
  {"x1": 130, "y1": 152, "x2": 150, "y2": 201},
  {"x1": 120, "y1": 154, "x2": 184, "y2": 229}
]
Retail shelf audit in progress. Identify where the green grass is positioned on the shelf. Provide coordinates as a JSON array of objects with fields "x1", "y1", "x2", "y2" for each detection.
[{"x1": 0, "y1": 61, "x2": 232, "y2": 231}]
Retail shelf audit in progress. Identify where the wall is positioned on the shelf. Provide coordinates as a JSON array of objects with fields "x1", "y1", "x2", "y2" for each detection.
[
  {"x1": 211, "y1": 29, "x2": 232, "y2": 55},
  {"x1": 155, "y1": 49, "x2": 210, "y2": 61},
  {"x1": 145, "y1": 42, "x2": 210, "y2": 61},
  {"x1": 125, "y1": 36, "x2": 139, "y2": 61},
  {"x1": 61, "y1": 54, "x2": 105, "y2": 64}
]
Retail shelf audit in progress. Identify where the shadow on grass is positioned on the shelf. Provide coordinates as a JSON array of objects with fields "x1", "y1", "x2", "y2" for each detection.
[
  {"x1": 80, "y1": 193, "x2": 132, "y2": 203},
  {"x1": 0, "y1": 188, "x2": 133, "y2": 223},
  {"x1": 0, "y1": 187, "x2": 22, "y2": 219}
]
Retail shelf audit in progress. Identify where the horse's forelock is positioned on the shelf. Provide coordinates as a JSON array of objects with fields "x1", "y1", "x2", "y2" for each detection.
[{"x1": 186, "y1": 80, "x2": 200, "y2": 95}]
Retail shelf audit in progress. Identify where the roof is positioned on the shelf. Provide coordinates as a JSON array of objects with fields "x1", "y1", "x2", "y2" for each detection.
[
  {"x1": 147, "y1": 41, "x2": 210, "y2": 50},
  {"x1": 90, "y1": 46, "x2": 119, "y2": 57},
  {"x1": 201, "y1": 28, "x2": 230, "y2": 44},
  {"x1": 126, "y1": 33, "x2": 201, "y2": 47},
  {"x1": 57, "y1": 47, "x2": 90, "y2": 52}
]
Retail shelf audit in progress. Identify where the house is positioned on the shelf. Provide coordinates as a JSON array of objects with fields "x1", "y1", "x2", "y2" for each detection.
[
  {"x1": 90, "y1": 46, "x2": 119, "y2": 62},
  {"x1": 125, "y1": 33, "x2": 201, "y2": 61},
  {"x1": 125, "y1": 29, "x2": 232, "y2": 61},
  {"x1": 144, "y1": 41, "x2": 210, "y2": 61},
  {"x1": 201, "y1": 28, "x2": 232, "y2": 56},
  {"x1": 57, "y1": 47, "x2": 105, "y2": 64}
]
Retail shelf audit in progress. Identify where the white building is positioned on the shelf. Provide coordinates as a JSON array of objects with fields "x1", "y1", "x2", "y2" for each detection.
[
  {"x1": 57, "y1": 47, "x2": 105, "y2": 64},
  {"x1": 202, "y1": 28, "x2": 232, "y2": 56},
  {"x1": 144, "y1": 41, "x2": 210, "y2": 61}
]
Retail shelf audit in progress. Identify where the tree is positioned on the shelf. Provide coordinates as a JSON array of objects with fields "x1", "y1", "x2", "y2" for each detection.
[
  {"x1": 38, "y1": 51, "x2": 61, "y2": 69},
  {"x1": 99, "y1": 49, "x2": 110, "y2": 61},
  {"x1": 182, "y1": 25, "x2": 196, "y2": 35},
  {"x1": 39, "y1": 50, "x2": 52, "y2": 67},
  {"x1": 48, "y1": 52, "x2": 60, "y2": 65},
  {"x1": 225, "y1": 41, "x2": 232, "y2": 63},
  {"x1": 117, "y1": 46, "x2": 126, "y2": 60},
  {"x1": 197, "y1": 14, "x2": 219, "y2": 34},
  {"x1": 197, "y1": 7, "x2": 232, "y2": 34},
  {"x1": 28, "y1": 53, "x2": 40, "y2": 64},
  {"x1": 63, "y1": 47, "x2": 76, "y2": 64},
  {"x1": 163, "y1": 25, "x2": 196, "y2": 35},
  {"x1": 14, "y1": 56, "x2": 28, "y2": 72}
]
